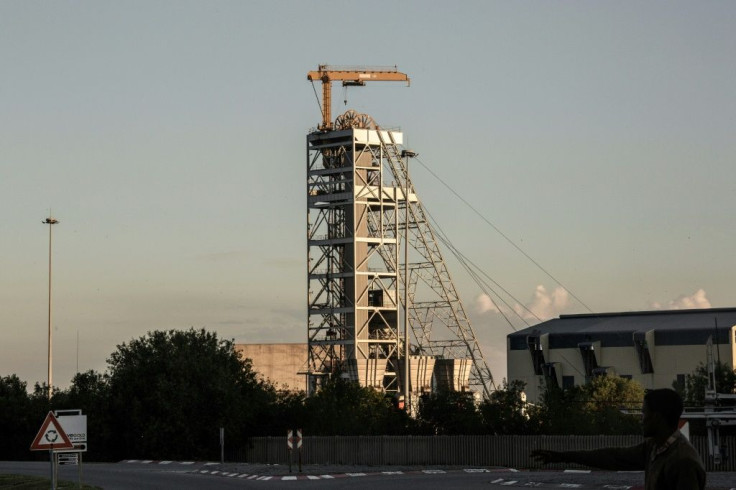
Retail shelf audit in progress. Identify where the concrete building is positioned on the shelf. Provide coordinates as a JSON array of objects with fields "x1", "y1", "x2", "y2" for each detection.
[
  {"x1": 235, "y1": 343, "x2": 308, "y2": 392},
  {"x1": 507, "y1": 308, "x2": 736, "y2": 403}
]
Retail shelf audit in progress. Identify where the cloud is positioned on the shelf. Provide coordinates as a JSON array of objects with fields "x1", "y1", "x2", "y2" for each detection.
[
  {"x1": 649, "y1": 289, "x2": 711, "y2": 310},
  {"x1": 475, "y1": 285, "x2": 571, "y2": 322},
  {"x1": 515, "y1": 285, "x2": 570, "y2": 321},
  {"x1": 475, "y1": 293, "x2": 501, "y2": 314}
]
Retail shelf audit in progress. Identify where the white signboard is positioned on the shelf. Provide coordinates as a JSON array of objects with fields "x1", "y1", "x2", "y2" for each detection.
[
  {"x1": 58, "y1": 452, "x2": 79, "y2": 465},
  {"x1": 55, "y1": 410, "x2": 87, "y2": 453}
]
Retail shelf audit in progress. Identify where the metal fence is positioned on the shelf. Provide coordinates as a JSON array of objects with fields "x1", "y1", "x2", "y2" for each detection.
[{"x1": 230, "y1": 435, "x2": 736, "y2": 472}]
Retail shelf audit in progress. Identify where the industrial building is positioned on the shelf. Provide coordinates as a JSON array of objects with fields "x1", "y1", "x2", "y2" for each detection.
[
  {"x1": 507, "y1": 307, "x2": 736, "y2": 403},
  {"x1": 235, "y1": 343, "x2": 307, "y2": 392}
]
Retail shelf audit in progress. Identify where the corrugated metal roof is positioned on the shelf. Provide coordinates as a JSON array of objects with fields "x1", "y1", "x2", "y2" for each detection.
[{"x1": 508, "y1": 307, "x2": 736, "y2": 350}]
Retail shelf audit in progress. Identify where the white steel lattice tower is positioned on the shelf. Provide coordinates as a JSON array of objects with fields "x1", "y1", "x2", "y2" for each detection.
[
  {"x1": 307, "y1": 122, "x2": 402, "y2": 392},
  {"x1": 306, "y1": 110, "x2": 495, "y2": 398}
]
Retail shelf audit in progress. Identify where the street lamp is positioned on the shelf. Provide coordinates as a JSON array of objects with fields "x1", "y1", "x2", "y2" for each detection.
[{"x1": 43, "y1": 216, "x2": 58, "y2": 400}]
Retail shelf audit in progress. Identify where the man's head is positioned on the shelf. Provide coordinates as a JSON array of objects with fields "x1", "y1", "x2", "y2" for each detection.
[{"x1": 642, "y1": 388, "x2": 683, "y2": 438}]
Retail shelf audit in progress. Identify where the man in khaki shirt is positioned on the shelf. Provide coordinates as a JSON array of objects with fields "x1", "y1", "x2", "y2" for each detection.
[{"x1": 531, "y1": 388, "x2": 705, "y2": 490}]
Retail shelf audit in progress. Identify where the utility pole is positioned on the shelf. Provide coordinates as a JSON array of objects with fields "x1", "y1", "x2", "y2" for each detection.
[
  {"x1": 43, "y1": 216, "x2": 59, "y2": 400},
  {"x1": 401, "y1": 149, "x2": 417, "y2": 412}
]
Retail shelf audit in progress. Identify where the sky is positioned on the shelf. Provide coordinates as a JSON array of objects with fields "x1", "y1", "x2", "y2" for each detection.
[{"x1": 2, "y1": 1, "x2": 735, "y2": 390}]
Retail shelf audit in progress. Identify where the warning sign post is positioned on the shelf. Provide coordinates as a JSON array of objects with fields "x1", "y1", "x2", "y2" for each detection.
[
  {"x1": 30, "y1": 412, "x2": 74, "y2": 452},
  {"x1": 30, "y1": 411, "x2": 74, "y2": 489},
  {"x1": 30, "y1": 411, "x2": 86, "y2": 490}
]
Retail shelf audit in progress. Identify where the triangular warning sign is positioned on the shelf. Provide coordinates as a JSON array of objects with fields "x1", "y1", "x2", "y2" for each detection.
[{"x1": 30, "y1": 412, "x2": 74, "y2": 451}]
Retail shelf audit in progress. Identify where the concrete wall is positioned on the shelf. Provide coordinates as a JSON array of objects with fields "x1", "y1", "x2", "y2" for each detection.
[{"x1": 235, "y1": 343, "x2": 308, "y2": 392}]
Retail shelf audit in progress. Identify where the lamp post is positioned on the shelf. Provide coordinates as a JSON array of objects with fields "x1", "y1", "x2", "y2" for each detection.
[
  {"x1": 400, "y1": 150, "x2": 416, "y2": 412},
  {"x1": 43, "y1": 216, "x2": 58, "y2": 400}
]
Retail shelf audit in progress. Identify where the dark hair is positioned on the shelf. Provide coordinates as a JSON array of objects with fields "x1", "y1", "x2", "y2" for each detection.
[{"x1": 644, "y1": 388, "x2": 683, "y2": 429}]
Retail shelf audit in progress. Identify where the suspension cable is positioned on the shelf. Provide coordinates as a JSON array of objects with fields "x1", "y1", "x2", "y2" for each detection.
[
  {"x1": 426, "y1": 207, "x2": 539, "y2": 330},
  {"x1": 414, "y1": 156, "x2": 593, "y2": 313},
  {"x1": 310, "y1": 81, "x2": 323, "y2": 120}
]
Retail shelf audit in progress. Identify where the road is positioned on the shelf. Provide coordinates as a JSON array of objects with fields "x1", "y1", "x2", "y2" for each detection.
[{"x1": 1, "y1": 461, "x2": 734, "y2": 489}]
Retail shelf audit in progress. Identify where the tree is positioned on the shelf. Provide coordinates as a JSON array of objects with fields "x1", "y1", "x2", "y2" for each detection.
[
  {"x1": 268, "y1": 390, "x2": 308, "y2": 435},
  {"x1": 680, "y1": 361, "x2": 736, "y2": 407},
  {"x1": 105, "y1": 328, "x2": 276, "y2": 460},
  {"x1": 582, "y1": 375, "x2": 643, "y2": 434},
  {"x1": 536, "y1": 382, "x2": 592, "y2": 434},
  {"x1": 535, "y1": 376, "x2": 643, "y2": 435},
  {"x1": 0, "y1": 375, "x2": 37, "y2": 460},
  {"x1": 303, "y1": 376, "x2": 411, "y2": 435},
  {"x1": 51, "y1": 370, "x2": 115, "y2": 461},
  {"x1": 417, "y1": 390, "x2": 482, "y2": 435},
  {"x1": 678, "y1": 361, "x2": 736, "y2": 436},
  {"x1": 480, "y1": 379, "x2": 538, "y2": 435}
]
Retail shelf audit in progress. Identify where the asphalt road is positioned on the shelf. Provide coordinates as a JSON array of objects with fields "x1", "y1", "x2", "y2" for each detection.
[{"x1": 1, "y1": 461, "x2": 735, "y2": 489}]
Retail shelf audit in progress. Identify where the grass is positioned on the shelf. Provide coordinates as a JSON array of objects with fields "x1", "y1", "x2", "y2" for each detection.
[{"x1": 0, "y1": 474, "x2": 101, "y2": 489}]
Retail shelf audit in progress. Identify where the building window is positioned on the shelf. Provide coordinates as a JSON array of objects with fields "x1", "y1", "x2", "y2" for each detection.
[
  {"x1": 562, "y1": 375, "x2": 575, "y2": 390},
  {"x1": 633, "y1": 332, "x2": 654, "y2": 374},
  {"x1": 578, "y1": 342, "x2": 598, "y2": 377},
  {"x1": 526, "y1": 335, "x2": 545, "y2": 375},
  {"x1": 542, "y1": 362, "x2": 559, "y2": 388},
  {"x1": 621, "y1": 374, "x2": 632, "y2": 380},
  {"x1": 592, "y1": 366, "x2": 613, "y2": 377}
]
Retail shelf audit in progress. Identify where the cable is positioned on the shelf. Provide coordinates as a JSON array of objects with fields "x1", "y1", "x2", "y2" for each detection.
[
  {"x1": 429, "y1": 213, "x2": 537, "y2": 330},
  {"x1": 433, "y1": 223, "x2": 542, "y2": 325},
  {"x1": 414, "y1": 156, "x2": 594, "y2": 314},
  {"x1": 310, "y1": 81, "x2": 323, "y2": 119}
]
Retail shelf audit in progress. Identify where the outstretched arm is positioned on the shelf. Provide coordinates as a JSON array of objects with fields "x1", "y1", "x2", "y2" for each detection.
[
  {"x1": 530, "y1": 449, "x2": 566, "y2": 464},
  {"x1": 531, "y1": 444, "x2": 647, "y2": 471}
]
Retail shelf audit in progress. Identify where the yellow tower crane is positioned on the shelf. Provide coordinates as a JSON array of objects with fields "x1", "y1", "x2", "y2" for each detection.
[{"x1": 307, "y1": 65, "x2": 410, "y2": 131}]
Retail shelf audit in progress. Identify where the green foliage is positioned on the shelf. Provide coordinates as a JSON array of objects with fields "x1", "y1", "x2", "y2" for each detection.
[
  {"x1": 535, "y1": 376, "x2": 644, "y2": 435},
  {"x1": 3, "y1": 329, "x2": 664, "y2": 460},
  {"x1": 104, "y1": 328, "x2": 276, "y2": 460},
  {"x1": 417, "y1": 390, "x2": 482, "y2": 434},
  {"x1": 52, "y1": 371, "x2": 114, "y2": 460},
  {"x1": 0, "y1": 375, "x2": 37, "y2": 460},
  {"x1": 303, "y1": 376, "x2": 411, "y2": 435},
  {"x1": 681, "y1": 361, "x2": 736, "y2": 406},
  {"x1": 582, "y1": 376, "x2": 643, "y2": 434},
  {"x1": 678, "y1": 361, "x2": 736, "y2": 436},
  {"x1": 536, "y1": 383, "x2": 592, "y2": 434},
  {"x1": 267, "y1": 390, "x2": 309, "y2": 434},
  {"x1": 480, "y1": 379, "x2": 539, "y2": 435}
]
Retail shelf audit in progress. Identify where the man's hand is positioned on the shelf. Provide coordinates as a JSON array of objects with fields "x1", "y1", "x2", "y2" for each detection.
[{"x1": 530, "y1": 449, "x2": 565, "y2": 464}]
